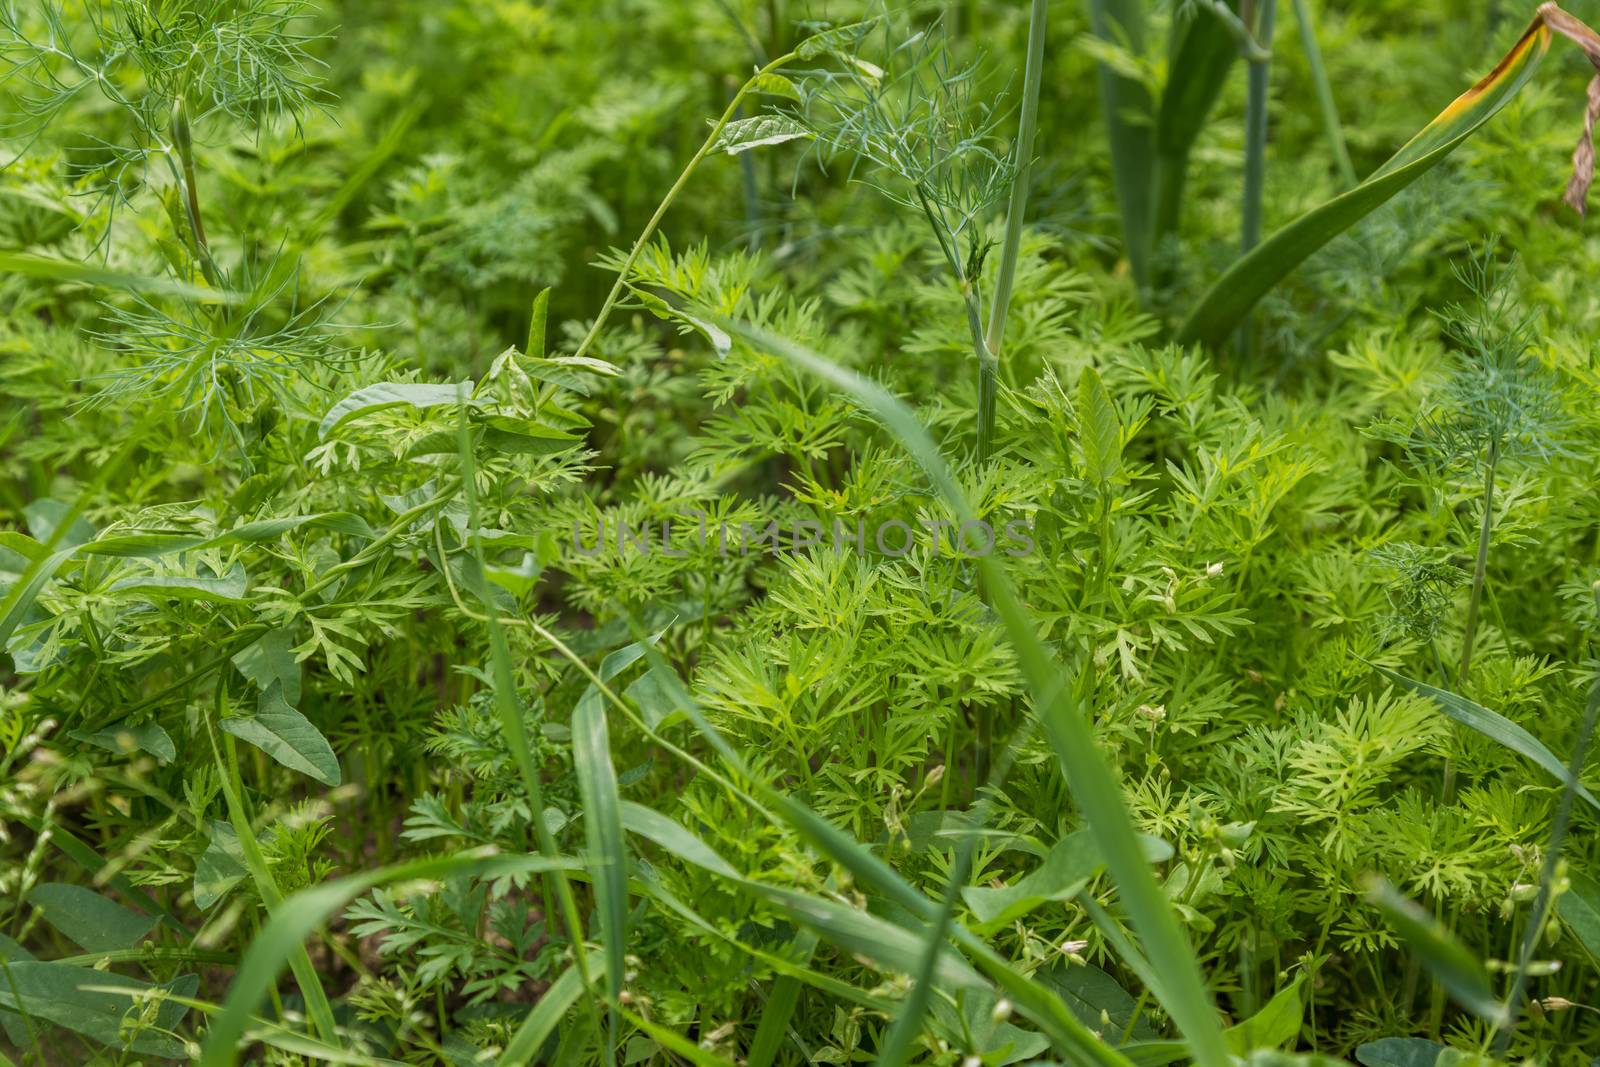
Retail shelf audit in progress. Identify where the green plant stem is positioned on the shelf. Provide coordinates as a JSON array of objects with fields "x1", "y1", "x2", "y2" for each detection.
[
  {"x1": 1493, "y1": 588, "x2": 1600, "y2": 1055},
  {"x1": 1459, "y1": 439, "x2": 1500, "y2": 692},
  {"x1": 1241, "y1": 0, "x2": 1275, "y2": 259},
  {"x1": 978, "y1": 0, "x2": 1047, "y2": 466},
  {"x1": 1291, "y1": 0, "x2": 1356, "y2": 187},
  {"x1": 1238, "y1": 0, "x2": 1274, "y2": 353},
  {"x1": 170, "y1": 97, "x2": 220, "y2": 288},
  {"x1": 571, "y1": 50, "x2": 797, "y2": 361}
]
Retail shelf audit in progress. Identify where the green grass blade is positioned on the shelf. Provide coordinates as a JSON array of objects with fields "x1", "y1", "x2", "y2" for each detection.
[
  {"x1": 572, "y1": 679, "x2": 627, "y2": 1053},
  {"x1": 1086, "y1": 0, "x2": 1155, "y2": 289},
  {"x1": 1364, "y1": 877, "x2": 1508, "y2": 1026},
  {"x1": 454, "y1": 396, "x2": 602, "y2": 1026},
  {"x1": 0, "y1": 250, "x2": 241, "y2": 303},
  {"x1": 1176, "y1": 13, "x2": 1551, "y2": 347},
  {"x1": 197, "y1": 853, "x2": 576, "y2": 1067},
  {"x1": 745, "y1": 932, "x2": 818, "y2": 1067},
  {"x1": 1370, "y1": 662, "x2": 1600, "y2": 814},
  {"x1": 496, "y1": 960, "x2": 599, "y2": 1067}
]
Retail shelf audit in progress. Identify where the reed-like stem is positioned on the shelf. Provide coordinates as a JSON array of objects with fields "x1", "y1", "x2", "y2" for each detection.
[
  {"x1": 978, "y1": 0, "x2": 1048, "y2": 465},
  {"x1": 1459, "y1": 439, "x2": 1500, "y2": 690},
  {"x1": 572, "y1": 51, "x2": 797, "y2": 361},
  {"x1": 1292, "y1": 0, "x2": 1356, "y2": 187},
  {"x1": 1238, "y1": 0, "x2": 1275, "y2": 354},
  {"x1": 1241, "y1": 0, "x2": 1276, "y2": 258},
  {"x1": 170, "y1": 97, "x2": 221, "y2": 288}
]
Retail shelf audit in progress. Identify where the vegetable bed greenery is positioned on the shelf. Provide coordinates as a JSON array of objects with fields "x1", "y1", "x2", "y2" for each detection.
[{"x1": 5, "y1": 0, "x2": 1600, "y2": 1064}]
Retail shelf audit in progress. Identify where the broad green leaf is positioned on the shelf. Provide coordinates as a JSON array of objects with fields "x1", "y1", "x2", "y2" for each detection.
[
  {"x1": 929, "y1": 987, "x2": 1052, "y2": 1066},
  {"x1": 1355, "y1": 1038, "x2": 1452, "y2": 1067},
  {"x1": 0, "y1": 963, "x2": 196, "y2": 1058},
  {"x1": 1555, "y1": 868, "x2": 1600, "y2": 965},
  {"x1": 963, "y1": 830, "x2": 1102, "y2": 929},
  {"x1": 712, "y1": 115, "x2": 813, "y2": 155},
  {"x1": 1224, "y1": 974, "x2": 1304, "y2": 1052},
  {"x1": 478, "y1": 415, "x2": 583, "y2": 455},
  {"x1": 1177, "y1": 14, "x2": 1551, "y2": 346},
  {"x1": 72, "y1": 720, "x2": 176, "y2": 762},
  {"x1": 1086, "y1": 0, "x2": 1155, "y2": 289},
  {"x1": 319, "y1": 380, "x2": 479, "y2": 438},
  {"x1": 0, "y1": 532, "x2": 45, "y2": 572},
  {"x1": 1037, "y1": 962, "x2": 1158, "y2": 1041},
  {"x1": 232, "y1": 628, "x2": 302, "y2": 705},
  {"x1": 221, "y1": 686, "x2": 341, "y2": 786},
  {"x1": 108, "y1": 562, "x2": 250, "y2": 603},
  {"x1": 527, "y1": 287, "x2": 551, "y2": 359},
  {"x1": 0, "y1": 933, "x2": 37, "y2": 1048},
  {"x1": 198, "y1": 853, "x2": 578, "y2": 1067},
  {"x1": 0, "y1": 249, "x2": 238, "y2": 304},
  {"x1": 1152, "y1": 3, "x2": 1240, "y2": 245},
  {"x1": 23, "y1": 499, "x2": 95, "y2": 549},
  {"x1": 194, "y1": 820, "x2": 250, "y2": 911},
  {"x1": 26, "y1": 883, "x2": 156, "y2": 952},
  {"x1": 750, "y1": 72, "x2": 801, "y2": 100},
  {"x1": 0, "y1": 549, "x2": 72, "y2": 656},
  {"x1": 1371, "y1": 664, "x2": 1600, "y2": 814},
  {"x1": 1365, "y1": 877, "x2": 1506, "y2": 1025},
  {"x1": 81, "y1": 513, "x2": 375, "y2": 558}
]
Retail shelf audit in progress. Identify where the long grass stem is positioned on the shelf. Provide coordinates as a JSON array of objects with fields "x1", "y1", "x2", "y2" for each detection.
[
  {"x1": 978, "y1": 0, "x2": 1048, "y2": 465},
  {"x1": 572, "y1": 51, "x2": 797, "y2": 361},
  {"x1": 1291, "y1": 0, "x2": 1356, "y2": 187}
]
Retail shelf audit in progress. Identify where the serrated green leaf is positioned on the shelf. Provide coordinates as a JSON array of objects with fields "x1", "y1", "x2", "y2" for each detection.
[
  {"x1": 712, "y1": 115, "x2": 813, "y2": 155},
  {"x1": 1224, "y1": 974, "x2": 1304, "y2": 1052},
  {"x1": 1078, "y1": 366, "x2": 1123, "y2": 486},
  {"x1": 23, "y1": 500, "x2": 95, "y2": 549},
  {"x1": 794, "y1": 18, "x2": 877, "y2": 60}
]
